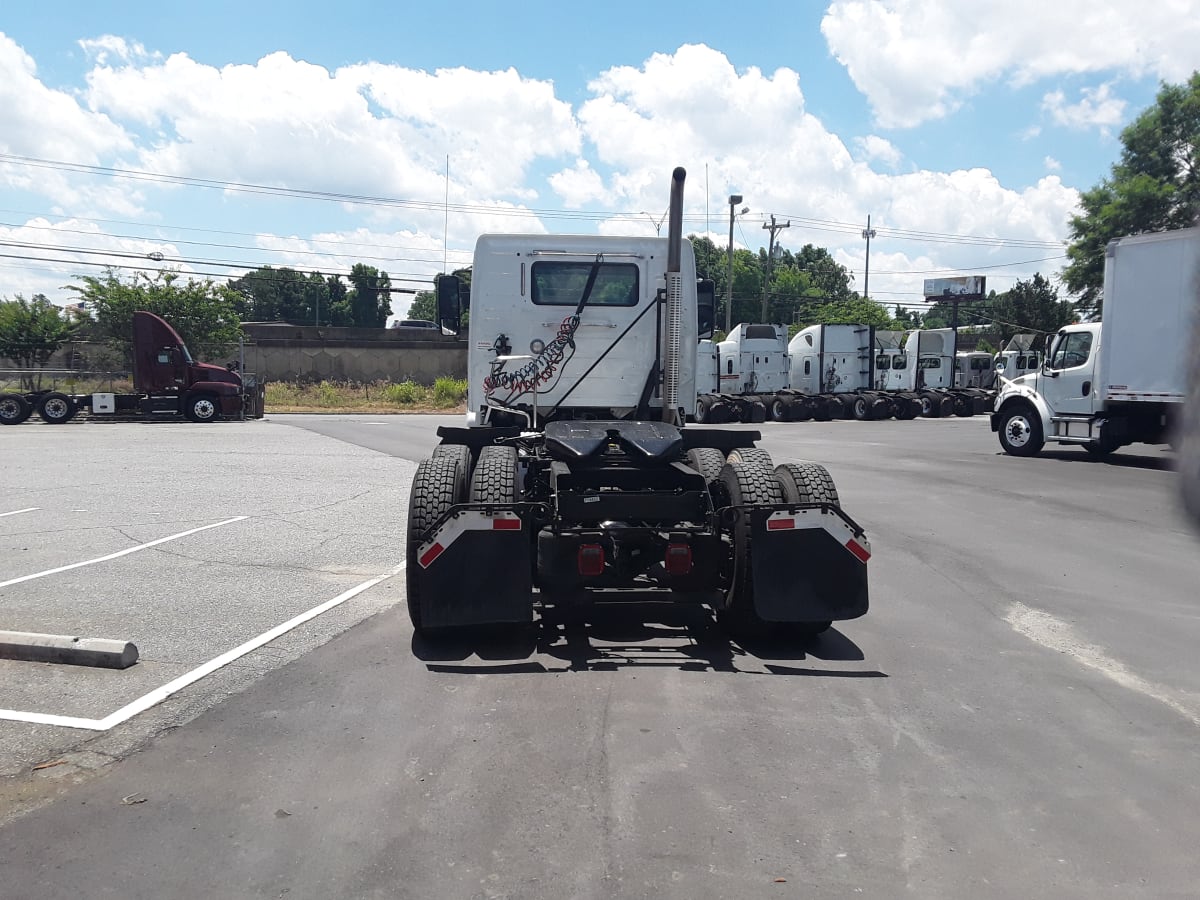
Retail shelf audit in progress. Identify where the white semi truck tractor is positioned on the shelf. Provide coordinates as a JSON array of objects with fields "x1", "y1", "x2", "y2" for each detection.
[
  {"x1": 992, "y1": 227, "x2": 1198, "y2": 457},
  {"x1": 404, "y1": 168, "x2": 871, "y2": 639}
]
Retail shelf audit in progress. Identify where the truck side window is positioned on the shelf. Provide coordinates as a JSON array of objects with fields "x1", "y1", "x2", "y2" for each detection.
[
  {"x1": 726, "y1": 359, "x2": 733, "y2": 375},
  {"x1": 804, "y1": 360, "x2": 811, "y2": 375},
  {"x1": 1052, "y1": 333, "x2": 1093, "y2": 369},
  {"x1": 156, "y1": 350, "x2": 172, "y2": 365},
  {"x1": 893, "y1": 357, "x2": 907, "y2": 370},
  {"x1": 875, "y1": 354, "x2": 890, "y2": 370}
]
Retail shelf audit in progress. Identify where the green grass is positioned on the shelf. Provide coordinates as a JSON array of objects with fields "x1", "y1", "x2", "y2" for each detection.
[{"x1": 263, "y1": 378, "x2": 467, "y2": 413}]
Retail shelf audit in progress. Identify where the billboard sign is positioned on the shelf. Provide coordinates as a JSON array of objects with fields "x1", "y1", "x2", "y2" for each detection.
[{"x1": 923, "y1": 275, "x2": 986, "y2": 301}]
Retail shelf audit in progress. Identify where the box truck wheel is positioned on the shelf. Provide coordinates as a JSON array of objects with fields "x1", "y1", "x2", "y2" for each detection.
[
  {"x1": 997, "y1": 404, "x2": 1045, "y2": 456},
  {"x1": 36, "y1": 392, "x2": 76, "y2": 424},
  {"x1": 405, "y1": 454, "x2": 468, "y2": 636},
  {"x1": 716, "y1": 458, "x2": 781, "y2": 636},
  {"x1": 471, "y1": 445, "x2": 519, "y2": 502},
  {"x1": 185, "y1": 393, "x2": 219, "y2": 422},
  {"x1": 0, "y1": 393, "x2": 32, "y2": 425}
]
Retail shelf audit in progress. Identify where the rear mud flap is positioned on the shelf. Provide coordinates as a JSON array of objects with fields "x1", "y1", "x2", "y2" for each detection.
[
  {"x1": 748, "y1": 507, "x2": 869, "y2": 623},
  {"x1": 414, "y1": 510, "x2": 533, "y2": 628}
]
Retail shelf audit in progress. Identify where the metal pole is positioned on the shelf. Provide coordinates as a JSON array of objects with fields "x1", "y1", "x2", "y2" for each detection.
[{"x1": 726, "y1": 194, "x2": 742, "y2": 333}]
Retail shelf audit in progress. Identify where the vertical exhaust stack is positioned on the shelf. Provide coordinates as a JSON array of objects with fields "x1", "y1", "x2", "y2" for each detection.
[{"x1": 663, "y1": 167, "x2": 686, "y2": 423}]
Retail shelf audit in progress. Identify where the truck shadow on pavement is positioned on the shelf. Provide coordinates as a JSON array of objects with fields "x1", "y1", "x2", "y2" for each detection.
[
  {"x1": 412, "y1": 604, "x2": 886, "y2": 678},
  {"x1": 1006, "y1": 448, "x2": 1175, "y2": 471}
]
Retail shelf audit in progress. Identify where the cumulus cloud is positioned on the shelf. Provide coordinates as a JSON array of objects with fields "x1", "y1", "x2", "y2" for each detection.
[
  {"x1": 78, "y1": 35, "x2": 157, "y2": 66},
  {"x1": 82, "y1": 51, "x2": 579, "y2": 210},
  {"x1": 854, "y1": 135, "x2": 904, "y2": 169},
  {"x1": 565, "y1": 44, "x2": 1078, "y2": 303},
  {"x1": 821, "y1": 0, "x2": 1200, "y2": 128},
  {"x1": 1044, "y1": 156, "x2": 1062, "y2": 172},
  {"x1": 1041, "y1": 83, "x2": 1127, "y2": 131},
  {"x1": 0, "y1": 33, "x2": 134, "y2": 197}
]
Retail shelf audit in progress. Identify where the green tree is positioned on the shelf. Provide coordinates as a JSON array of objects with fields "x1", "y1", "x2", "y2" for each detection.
[
  {"x1": 0, "y1": 294, "x2": 75, "y2": 390},
  {"x1": 347, "y1": 264, "x2": 392, "y2": 328},
  {"x1": 1064, "y1": 72, "x2": 1200, "y2": 317},
  {"x1": 407, "y1": 267, "x2": 472, "y2": 325},
  {"x1": 810, "y1": 295, "x2": 893, "y2": 327},
  {"x1": 68, "y1": 268, "x2": 243, "y2": 360}
]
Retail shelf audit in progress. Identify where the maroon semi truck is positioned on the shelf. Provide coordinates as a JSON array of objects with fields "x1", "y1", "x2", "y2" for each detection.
[{"x1": 0, "y1": 311, "x2": 262, "y2": 425}]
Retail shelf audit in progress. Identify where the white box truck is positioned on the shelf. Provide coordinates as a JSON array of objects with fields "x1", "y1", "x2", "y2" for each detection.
[{"x1": 992, "y1": 227, "x2": 1199, "y2": 457}]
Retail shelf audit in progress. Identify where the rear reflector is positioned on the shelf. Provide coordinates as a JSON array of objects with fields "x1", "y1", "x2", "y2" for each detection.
[
  {"x1": 492, "y1": 517, "x2": 521, "y2": 530},
  {"x1": 844, "y1": 538, "x2": 871, "y2": 563},
  {"x1": 766, "y1": 517, "x2": 796, "y2": 531},
  {"x1": 419, "y1": 542, "x2": 446, "y2": 568},
  {"x1": 577, "y1": 544, "x2": 605, "y2": 577},
  {"x1": 664, "y1": 543, "x2": 693, "y2": 575}
]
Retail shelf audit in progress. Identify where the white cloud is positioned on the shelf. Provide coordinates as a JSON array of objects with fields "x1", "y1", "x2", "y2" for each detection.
[
  {"x1": 0, "y1": 33, "x2": 135, "y2": 206},
  {"x1": 1044, "y1": 156, "x2": 1061, "y2": 172},
  {"x1": 1041, "y1": 83, "x2": 1127, "y2": 131},
  {"x1": 854, "y1": 135, "x2": 904, "y2": 169},
  {"x1": 82, "y1": 51, "x2": 580, "y2": 211},
  {"x1": 821, "y1": 0, "x2": 1200, "y2": 128},
  {"x1": 549, "y1": 160, "x2": 608, "y2": 208},
  {"x1": 564, "y1": 45, "x2": 1078, "y2": 304},
  {"x1": 78, "y1": 35, "x2": 156, "y2": 66}
]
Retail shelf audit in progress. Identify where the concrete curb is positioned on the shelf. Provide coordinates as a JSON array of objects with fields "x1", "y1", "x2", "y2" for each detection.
[{"x1": 0, "y1": 631, "x2": 139, "y2": 669}]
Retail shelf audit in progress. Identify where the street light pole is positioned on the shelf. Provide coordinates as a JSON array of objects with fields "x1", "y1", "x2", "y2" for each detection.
[
  {"x1": 726, "y1": 194, "x2": 744, "y2": 333},
  {"x1": 861, "y1": 214, "x2": 876, "y2": 302},
  {"x1": 642, "y1": 210, "x2": 667, "y2": 236}
]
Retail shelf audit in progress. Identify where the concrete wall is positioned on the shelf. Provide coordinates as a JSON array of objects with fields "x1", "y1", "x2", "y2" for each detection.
[{"x1": 239, "y1": 323, "x2": 467, "y2": 384}]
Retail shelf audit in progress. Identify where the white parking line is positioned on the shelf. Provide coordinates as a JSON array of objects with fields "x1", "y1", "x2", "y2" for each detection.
[
  {"x1": 1006, "y1": 602, "x2": 1200, "y2": 727},
  {"x1": 0, "y1": 516, "x2": 248, "y2": 591},
  {"x1": 0, "y1": 561, "x2": 407, "y2": 731},
  {"x1": 0, "y1": 507, "x2": 40, "y2": 518}
]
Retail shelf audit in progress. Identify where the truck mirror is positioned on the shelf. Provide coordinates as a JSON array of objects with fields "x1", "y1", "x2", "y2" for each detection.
[
  {"x1": 696, "y1": 279, "x2": 715, "y2": 339},
  {"x1": 436, "y1": 274, "x2": 462, "y2": 335}
]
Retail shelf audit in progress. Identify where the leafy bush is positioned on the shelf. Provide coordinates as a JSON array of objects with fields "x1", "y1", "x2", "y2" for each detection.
[{"x1": 433, "y1": 376, "x2": 467, "y2": 407}]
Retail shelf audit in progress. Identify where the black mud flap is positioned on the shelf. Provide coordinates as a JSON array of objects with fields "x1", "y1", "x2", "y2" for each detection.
[
  {"x1": 413, "y1": 509, "x2": 534, "y2": 628},
  {"x1": 748, "y1": 507, "x2": 869, "y2": 623}
]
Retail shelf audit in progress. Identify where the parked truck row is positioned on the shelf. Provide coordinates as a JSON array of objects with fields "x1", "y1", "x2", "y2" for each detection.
[
  {"x1": 694, "y1": 323, "x2": 1042, "y2": 424},
  {"x1": 0, "y1": 311, "x2": 264, "y2": 425}
]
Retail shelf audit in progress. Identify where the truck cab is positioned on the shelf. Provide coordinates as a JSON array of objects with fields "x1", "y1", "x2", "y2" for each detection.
[{"x1": 717, "y1": 324, "x2": 789, "y2": 395}]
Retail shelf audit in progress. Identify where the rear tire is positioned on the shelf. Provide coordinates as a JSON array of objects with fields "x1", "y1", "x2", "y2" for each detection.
[
  {"x1": 432, "y1": 443, "x2": 473, "y2": 498},
  {"x1": 774, "y1": 462, "x2": 840, "y2": 507},
  {"x1": 0, "y1": 393, "x2": 32, "y2": 425},
  {"x1": 36, "y1": 392, "x2": 76, "y2": 424},
  {"x1": 727, "y1": 447, "x2": 777, "y2": 485},
  {"x1": 471, "y1": 445, "x2": 519, "y2": 502},
  {"x1": 406, "y1": 454, "x2": 467, "y2": 636},
  {"x1": 686, "y1": 447, "x2": 726, "y2": 484},
  {"x1": 769, "y1": 397, "x2": 789, "y2": 422},
  {"x1": 851, "y1": 396, "x2": 869, "y2": 421},
  {"x1": 716, "y1": 458, "x2": 781, "y2": 635},
  {"x1": 694, "y1": 396, "x2": 711, "y2": 424}
]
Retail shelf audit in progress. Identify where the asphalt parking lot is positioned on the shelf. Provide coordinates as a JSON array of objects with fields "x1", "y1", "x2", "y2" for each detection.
[{"x1": 0, "y1": 418, "x2": 417, "y2": 796}]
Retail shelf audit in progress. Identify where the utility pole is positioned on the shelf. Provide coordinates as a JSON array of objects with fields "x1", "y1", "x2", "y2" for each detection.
[
  {"x1": 760, "y1": 215, "x2": 790, "y2": 322},
  {"x1": 861, "y1": 214, "x2": 876, "y2": 302}
]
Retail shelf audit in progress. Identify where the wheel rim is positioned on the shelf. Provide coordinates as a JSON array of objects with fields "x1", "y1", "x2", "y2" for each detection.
[
  {"x1": 1005, "y1": 415, "x2": 1032, "y2": 448},
  {"x1": 44, "y1": 398, "x2": 69, "y2": 419},
  {"x1": 194, "y1": 399, "x2": 216, "y2": 419},
  {"x1": 0, "y1": 398, "x2": 20, "y2": 421},
  {"x1": 920, "y1": 397, "x2": 932, "y2": 415}
]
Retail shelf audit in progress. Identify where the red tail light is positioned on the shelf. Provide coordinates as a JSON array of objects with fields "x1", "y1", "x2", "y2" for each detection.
[
  {"x1": 577, "y1": 544, "x2": 605, "y2": 577},
  {"x1": 664, "y1": 542, "x2": 693, "y2": 576}
]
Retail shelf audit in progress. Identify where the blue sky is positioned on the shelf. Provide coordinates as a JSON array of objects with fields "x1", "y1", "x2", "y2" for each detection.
[{"x1": 1, "y1": 0, "x2": 1194, "y2": 317}]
